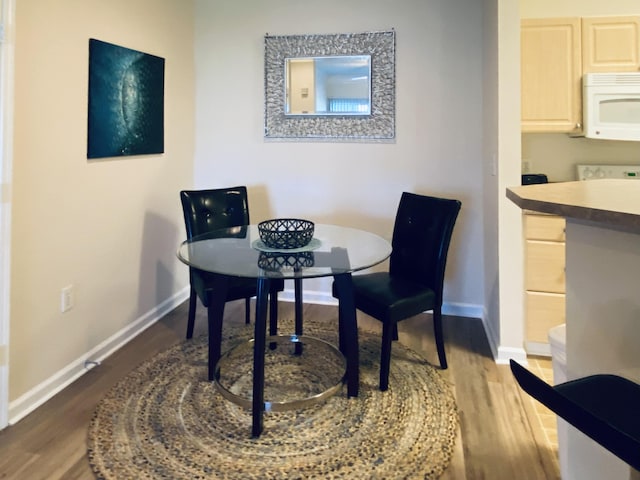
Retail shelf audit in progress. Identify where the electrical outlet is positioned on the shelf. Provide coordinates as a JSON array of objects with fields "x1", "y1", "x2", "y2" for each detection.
[{"x1": 61, "y1": 285, "x2": 74, "y2": 313}]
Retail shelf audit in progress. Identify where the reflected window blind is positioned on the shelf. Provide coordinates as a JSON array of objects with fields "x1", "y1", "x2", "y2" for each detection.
[{"x1": 328, "y1": 98, "x2": 369, "y2": 113}]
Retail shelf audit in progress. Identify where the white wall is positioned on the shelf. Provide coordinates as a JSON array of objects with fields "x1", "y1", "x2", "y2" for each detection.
[
  {"x1": 520, "y1": 0, "x2": 640, "y2": 182},
  {"x1": 9, "y1": 0, "x2": 195, "y2": 420},
  {"x1": 478, "y1": 0, "x2": 527, "y2": 364},
  {"x1": 193, "y1": 0, "x2": 486, "y2": 316},
  {"x1": 523, "y1": 134, "x2": 640, "y2": 182},
  {"x1": 5, "y1": 0, "x2": 525, "y2": 425},
  {"x1": 482, "y1": 0, "x2": 502, "y2": 359},
  {"x1": 9, "y1": 0, "x2": 631, "y2": 429},
  {"x1": 496, "y1": 1, "x2": 526, "y2": 360}
]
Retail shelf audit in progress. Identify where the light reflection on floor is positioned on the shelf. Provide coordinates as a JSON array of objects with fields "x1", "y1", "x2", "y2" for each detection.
[{"x1": 527, "y1": 356, "x2": 558, "y2": 449}]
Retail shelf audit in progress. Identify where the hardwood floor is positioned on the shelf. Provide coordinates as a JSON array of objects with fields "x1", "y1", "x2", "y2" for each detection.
[{"x1": 0, "y1": 300, "x2": 560, "y2": 479}]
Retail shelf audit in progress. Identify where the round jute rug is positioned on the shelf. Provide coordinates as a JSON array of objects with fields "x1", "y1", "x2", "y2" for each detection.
[{"x1": 87, "y1": 318, "x2": 458, "y2": 479}]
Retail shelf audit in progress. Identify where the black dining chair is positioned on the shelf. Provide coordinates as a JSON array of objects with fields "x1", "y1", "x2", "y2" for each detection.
[
  {"x1": 333, "y1": 192, "x2": 461, "y2": 391},
  {"x1": 510, "y1": 359, "x2": 640, "y2": 472},
  {"x1": 180, "y1": 186, "x2": 284, "y2": 339}
]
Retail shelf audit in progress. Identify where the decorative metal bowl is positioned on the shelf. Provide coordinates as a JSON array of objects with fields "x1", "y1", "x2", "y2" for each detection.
[{"x1": 258, "y1": 218, "x2": 315, "y2": 249}]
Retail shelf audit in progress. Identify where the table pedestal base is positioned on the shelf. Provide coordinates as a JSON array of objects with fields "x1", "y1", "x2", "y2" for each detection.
[
  {"x1": 214, "y1": 334, "x2": 346, "y2": 412},
  {"x1": 250, "y1": 274, "x2": 359, "y2": 437}
]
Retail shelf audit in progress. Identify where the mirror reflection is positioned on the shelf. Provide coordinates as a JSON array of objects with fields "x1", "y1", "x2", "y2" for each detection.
[{"x1": 285, "y1": 55, "x2": 371, "y2": 116}]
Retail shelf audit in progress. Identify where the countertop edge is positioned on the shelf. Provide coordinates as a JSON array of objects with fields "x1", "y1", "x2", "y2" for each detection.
[{"x1": 506, "y1": 186, "x2": 640, "y2": 234}]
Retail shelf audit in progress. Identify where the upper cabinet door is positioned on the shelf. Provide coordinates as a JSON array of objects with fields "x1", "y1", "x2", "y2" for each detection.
[
  {"x1": 521, "y1": 18, "x2": 582, "y2": 133},
  {"x1": 582, "y1": 16, "x2": 640, "y2": 73}
]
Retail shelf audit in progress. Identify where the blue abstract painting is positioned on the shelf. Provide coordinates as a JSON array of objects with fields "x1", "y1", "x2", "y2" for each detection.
[{"x1": 87, "y1": 39, "x2": 165, "y2": 159}]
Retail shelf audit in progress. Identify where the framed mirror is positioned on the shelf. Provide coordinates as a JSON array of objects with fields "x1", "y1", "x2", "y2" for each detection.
[
  {"x1": 264, "y1": 30, "x2": 395, "y2": 141},
  {"x1": 285, "y1": 55, "x2": 371, "y2": 116}
]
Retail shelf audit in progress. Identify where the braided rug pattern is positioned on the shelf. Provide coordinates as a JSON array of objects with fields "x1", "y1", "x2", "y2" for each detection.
[{"x1": 87, "y1": 319, "x2": 458, "y2": 479}]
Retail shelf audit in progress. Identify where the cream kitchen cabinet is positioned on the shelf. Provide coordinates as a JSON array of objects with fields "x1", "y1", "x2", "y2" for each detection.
[
  {"x1": 582, "y1": 16, "x2": 640, "y2": 73},
  {"x1": 524, "y1": 213, "x2": 566, "y2": 355},
  {"x1": 521, "y1": 15, "x2": 640, "y2": 133},
  {"x1": 521, "y1": 18, "x2": 582, "y2": 133}
]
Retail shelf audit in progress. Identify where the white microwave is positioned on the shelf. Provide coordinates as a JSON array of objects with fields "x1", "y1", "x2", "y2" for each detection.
[{"x1": 583, "y1": 72, "x2": 640, "y2": 142}]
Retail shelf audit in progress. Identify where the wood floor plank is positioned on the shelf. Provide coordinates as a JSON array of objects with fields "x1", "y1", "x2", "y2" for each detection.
[{"x1": 0, "y1": 300, "x2": 560, "y2": 479}]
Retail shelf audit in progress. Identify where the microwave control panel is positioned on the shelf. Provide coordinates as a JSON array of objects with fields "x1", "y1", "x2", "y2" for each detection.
[{"x1": 576, "y1": 164, "x2": 640, "y2": 181}]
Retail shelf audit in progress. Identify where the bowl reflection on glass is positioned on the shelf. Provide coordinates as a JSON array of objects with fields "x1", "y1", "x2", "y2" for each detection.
[{"x1": 258, "y1": 251, "x2": 315, "y2": 271}]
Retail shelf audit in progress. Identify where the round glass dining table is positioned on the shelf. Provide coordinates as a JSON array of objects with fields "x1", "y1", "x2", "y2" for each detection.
[{"x1": 177, "y1": 223, "x2": 391, "y2": 437}]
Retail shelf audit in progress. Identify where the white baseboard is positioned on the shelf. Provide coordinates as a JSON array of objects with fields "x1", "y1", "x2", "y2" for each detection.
[
  {"x1": 279, "y1": 288, "x2": 337, "y2": 306},
  {"x1": 495, "y1": 345, "x2": 528, "y2": 366},
  {"x1": 442, "y1": 302, "x2": 484, "y2": 321},
  {"x1": 0, "y1": 365, "x2": 6, "y2": 430},
  {"x1": 279, "y1": 287, "x2": 484, "y2": 323},
  {"x1": 284, "y1": 288, "x2": 509, "y2": 364},
  {"x1": 279, "y1": 288, "x2": 529, "y2": 367},
  {"x1": 8, "y1": 287, "x2": 190, "y2": 425},
  {"x1": 524, "y1": 341, "x2": 551, "y2": 357},
  {"x1": 481, "y1": 308, "x2": 528, "y2": 366}
]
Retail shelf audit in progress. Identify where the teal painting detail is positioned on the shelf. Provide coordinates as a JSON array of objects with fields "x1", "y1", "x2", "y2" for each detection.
[{"x1": 87, "y1": 39, "x2": 165, "y2": 159}]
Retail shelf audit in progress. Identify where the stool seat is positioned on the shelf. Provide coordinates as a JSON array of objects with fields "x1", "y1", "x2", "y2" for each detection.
[{"x1": 510, "y1": 359, "x2": 640, "y2": 471}]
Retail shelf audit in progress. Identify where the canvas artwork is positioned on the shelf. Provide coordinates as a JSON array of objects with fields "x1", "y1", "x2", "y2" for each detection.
[{"x1": 87, "y1": 39, "x2": 165, "y2": 159}]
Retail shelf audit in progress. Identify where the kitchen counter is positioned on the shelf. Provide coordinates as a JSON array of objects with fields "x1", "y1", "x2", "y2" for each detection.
[
  {"x1": 507, "y1": 179, "x2": 640, "y2": 231},
  {"x1": 507, "y1": 179, "x2": 640, "y2": 480}
]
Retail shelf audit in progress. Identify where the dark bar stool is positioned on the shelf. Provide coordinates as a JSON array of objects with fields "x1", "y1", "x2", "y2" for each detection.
[{"x1": 510, "y1": 359, "x2": 640, "y2": 472}]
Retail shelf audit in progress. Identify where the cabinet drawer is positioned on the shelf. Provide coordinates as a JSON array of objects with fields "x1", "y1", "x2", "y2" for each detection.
[
  {"x1": 525, "y1": 214, "x2": 565, "y2": 241},
  {"x1": 526, "y1": 241, "x2": 566, "y2": 293},
  {"x1": 526, "y1": 291, "x2": 566, "y2": 343}
]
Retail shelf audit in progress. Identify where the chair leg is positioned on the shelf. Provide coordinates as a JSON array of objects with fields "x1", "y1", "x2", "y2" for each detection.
[
  {"x1": 433, "y1": 307, "x2": 448, "y2": 369},
  {"x1": 245, "y1": 297, "x2": 251, "y2": 324},
  {"x1": 186, "y1": 286, "x2": 197, "y2": 339},
  {"x1": 206, "y1": 277, "x2": 229, "y2": 382},
  {"x1": 379, "y1": 319, "x2": 395, "y2": 391},
  {"x1": 334, "y1": 273, "x2": 359, "y2": 398}
]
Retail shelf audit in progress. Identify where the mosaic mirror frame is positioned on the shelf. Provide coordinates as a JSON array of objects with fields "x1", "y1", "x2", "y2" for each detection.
[{"x1": 264, "y1": 30, "x2": 395, "y2": 141}]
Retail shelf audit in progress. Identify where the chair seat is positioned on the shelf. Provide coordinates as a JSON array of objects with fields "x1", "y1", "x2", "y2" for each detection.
[
  {"x1": 339, "y1": 272, "x2": 436, "y2": 322},
  {"x1": 193, "y1": 269, "x2": 262, "y2": 307}
]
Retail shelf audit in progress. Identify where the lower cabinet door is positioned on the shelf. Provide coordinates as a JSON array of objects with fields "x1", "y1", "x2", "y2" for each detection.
[
  {"x1": 526, "y1": 291, "x2": 566, "y2": 343},
  {"x1": 525, "y1": 241, "x2": 566, "y2": 293}
]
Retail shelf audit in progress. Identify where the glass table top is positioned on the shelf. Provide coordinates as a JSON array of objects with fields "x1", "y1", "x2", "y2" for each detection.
[{"x1": 177, "y1": 224, "x2": 392, "y2": 279}]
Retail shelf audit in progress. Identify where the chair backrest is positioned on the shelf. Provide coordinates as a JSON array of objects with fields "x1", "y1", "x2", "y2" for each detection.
[
  {"x1": 180, "y1": 186, "x2": 250, "y2": 240},
  {"x1": 389, "y1": 192, "x2": 461, "y2": 301}
]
